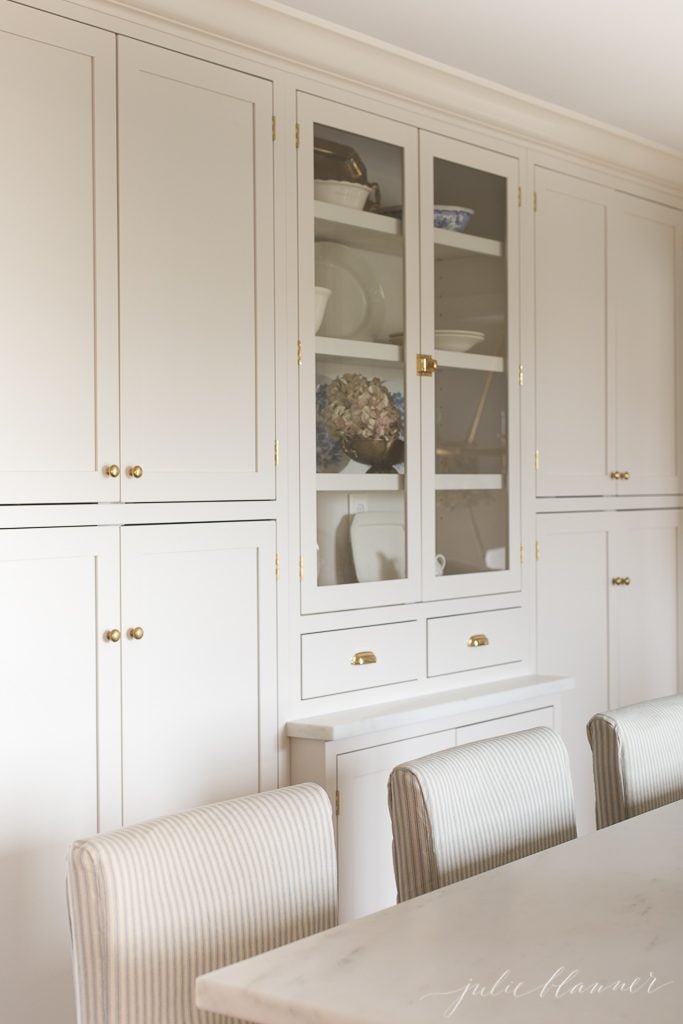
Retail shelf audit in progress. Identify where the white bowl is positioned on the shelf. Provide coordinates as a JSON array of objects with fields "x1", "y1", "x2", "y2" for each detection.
[
  {"x1": 314, "y1": 179, "x2": 372, "y2": 210},
  {"x1": 435, "y1": 329, "x2": 485, "y2": 352},
  {"x1": 314, "y1": 286, "x2": 332, "y2": 333}
]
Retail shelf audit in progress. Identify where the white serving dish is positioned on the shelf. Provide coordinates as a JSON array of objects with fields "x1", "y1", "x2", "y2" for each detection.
[
  {"x1": 314, "y1": 179, "x2": 372, "y2": 210},
  {"x1": 315, "y1": 241, "x2": 386, "y2": 341},
  {"x1": 314, "y1": 286, "x2": 332, "y2": 333},
  {"x1": 434, "y1": 329, "x2": 485, "y2": 352},
  {"x1": 349, "y1": 511, "x2": 406, "y2": 583}
]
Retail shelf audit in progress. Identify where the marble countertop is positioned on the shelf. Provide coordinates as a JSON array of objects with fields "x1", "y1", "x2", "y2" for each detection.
[{"x1": 197, "y1": 800, "x2": 683, "y2": 1024}]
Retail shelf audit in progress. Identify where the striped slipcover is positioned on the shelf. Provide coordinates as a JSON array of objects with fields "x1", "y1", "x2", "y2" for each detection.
[
  {"x1": 67, "y1": 783, "x2": 337, "y2": 1024},
  {"x1": 388, "y1": 727, "x2": 576, "y2": 902},
  {"x1": 587, "y1": 695, "x2": 683, "y2": 829}
]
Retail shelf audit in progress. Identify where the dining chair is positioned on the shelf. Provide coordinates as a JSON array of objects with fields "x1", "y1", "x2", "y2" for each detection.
[
  {"x1": 67, "y1": 783, "x2": 337, "y2": 1024},
  {"x1": 388, "y1": 727, "x2": 576, "y2": 902},
  {"x1": 587, "y1": 694, "x2": 683, "y2": 829}
]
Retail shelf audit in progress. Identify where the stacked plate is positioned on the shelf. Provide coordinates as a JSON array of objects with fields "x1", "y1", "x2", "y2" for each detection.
[{"x1": 435, "y1": 329, "x2": 485, "y2": 352}]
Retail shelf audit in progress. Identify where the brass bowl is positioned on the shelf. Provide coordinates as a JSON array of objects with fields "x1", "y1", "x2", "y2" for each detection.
[{"x1": 341, "y1": 437, "x2": 405, "y2": 473}]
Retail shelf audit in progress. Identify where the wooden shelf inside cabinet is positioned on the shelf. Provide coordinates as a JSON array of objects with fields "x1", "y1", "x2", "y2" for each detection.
[
  {"x1": 316, "y1": 474, "x2": 404, "y2": 491},
  {"x1": 434, "y1": 228, "x2": 503, "y2": 260},
  {"x1": 434, "y1": 350, "x2": 504, "y2": 373},
  {"x1": 314, "y1": 201, "x2": 402, "y2": 255},
  {"x1": 436, "y1": 474, "x2": 504, "y2": 490},
  {"x1": 316, "y1": 337, "x2": 404, "y2": 365}
]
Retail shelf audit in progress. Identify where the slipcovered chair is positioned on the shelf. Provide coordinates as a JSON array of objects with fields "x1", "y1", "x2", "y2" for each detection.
[
  {"x1": 388, "y1": 727, "x2": 576, "y2": 902},
  {"x1": 587, "y1": 694, "x2": 683, "y2": 829},
  {"x1": 67, "y1": 783, "x2": 337, "y2": 1024}
]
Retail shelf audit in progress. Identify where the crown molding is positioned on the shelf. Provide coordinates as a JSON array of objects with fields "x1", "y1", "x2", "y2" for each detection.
[{"x1": 20, "y1": 0, "x2": 683, "y2": 195}]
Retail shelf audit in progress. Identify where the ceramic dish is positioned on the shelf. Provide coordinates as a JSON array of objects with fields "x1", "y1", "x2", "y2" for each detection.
[
  {"x1": 314, "y1": 179, "x2": 372, "y2": 209},
  {"x1": 434, "y1": 329, "x2": 485, "y2": 352},
  {"x1": 315, "y1": 241, "x2": 386, "y2": 340},
  {"x1": 349, "y1": 511, "x2": 406, "y2": 583},
  {"x1": 433, "y1": 205, "x2": 474, "y2": 231}
]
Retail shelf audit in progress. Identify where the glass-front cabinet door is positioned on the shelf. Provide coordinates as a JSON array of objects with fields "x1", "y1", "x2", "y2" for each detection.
[
  {"x1": 297, "y1": 94, "x2": 420, "y2": 613},
  {"x1": 419, "y1": 133, "x2": 520, "y2": 599}
]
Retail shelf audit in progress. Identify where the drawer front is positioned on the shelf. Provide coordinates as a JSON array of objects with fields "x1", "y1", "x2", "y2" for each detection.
[
  {"x1": 427, "y1": 607, "x2": 523, "y2": 677},
  {"x1": 301, "y1": 620, "x2": 420, "y2": 699},
  {"x1": 456, "y1": 705, "x2": 555, "y2": 746}
]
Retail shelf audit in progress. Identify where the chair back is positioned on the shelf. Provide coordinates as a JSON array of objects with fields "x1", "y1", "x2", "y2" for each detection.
[
  {"x1": 388, "y1": 727, "x2": 576, "y2": 902},
  {"x1": 587, "y1": 695, "x2": 683, "y2": 828},
  {"x1": 67, "y1": 783, "x2": 337, "y2": 1024}
]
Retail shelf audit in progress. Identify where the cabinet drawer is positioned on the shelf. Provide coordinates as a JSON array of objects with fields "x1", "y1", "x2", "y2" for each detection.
[
  {"x1": 301, "y1": 621, "x2": 420, "y2": 699},
  {"x1": 456, "y1": 705, "x2": 554, "y2": 746},
  {"x1": 427, "y1": 607, "x2": 523, "y2": 677}
]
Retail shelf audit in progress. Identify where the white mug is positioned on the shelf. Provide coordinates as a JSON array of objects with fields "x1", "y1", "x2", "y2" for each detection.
[{"x1": 435, "y1": 553, "x2": 446, "y2": 576}]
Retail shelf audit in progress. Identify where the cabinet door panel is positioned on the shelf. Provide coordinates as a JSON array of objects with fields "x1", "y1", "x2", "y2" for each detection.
[
  {"x1": 535, "y1": 170, "x2": 612, "y2": 496},
  {"x1": 119, "y1": 40, "x2": 275, "y2": 501},
  {"x1": 613, "y1": 197, "x2": 682, "y2": 495},
  {"x1": 336, "y1": 730, "x2": 455, "y2": 922},
  {"x1": 0, "y1": 527, "x2": 119, "y2": 1024},
  {"x1": 0, "y1": 6, "x2": 119, "y2": 503},
  {"x1": 120, "y1": 522, "x2": 276, "y2": 824}
]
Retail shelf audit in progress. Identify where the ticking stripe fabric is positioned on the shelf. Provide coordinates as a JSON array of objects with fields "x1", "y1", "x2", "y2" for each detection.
[
  {"x1": 67, "y1": 783, "x2": 337, "y2": 1024},
  {"x1": 587, "y1": 695, "x2": 683, "y2": 829},
  {"x1": 388, "y1": 727, "x2": 577, "y2": 902}
]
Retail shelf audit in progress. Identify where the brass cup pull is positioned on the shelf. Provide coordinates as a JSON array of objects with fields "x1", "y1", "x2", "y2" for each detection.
[
  {"x1": 467, "y1": 634, "x2": 490, "y2": 648},
  {"x1": 128, "y1": 465, "x2": 144, "y2": 479},
  {"x1": 104, "y1": 628, "x2": 121, "y2": 643},
  {"x1": 350, "y1": 650, "x2": 377, "y2": 666},
  {"x1": 128, "y1": 626, "x2": 144, "y2": 640},
  {"x1": 104, "y1": 464, "x2": 121, "y2": 478}
]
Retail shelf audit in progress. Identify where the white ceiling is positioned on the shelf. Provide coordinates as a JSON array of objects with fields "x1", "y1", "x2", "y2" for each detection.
[{"x1": 265, "y1": 0, "x2": 683, "y2": 153}]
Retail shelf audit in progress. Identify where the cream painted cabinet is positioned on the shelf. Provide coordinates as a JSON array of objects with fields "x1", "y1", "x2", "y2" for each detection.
[
  {"x1": 0, "y1": 5, "x2": 119, "y2": 504},
  {"x1": 534, "y1": 167, "x2": 682, "y2": 497},
  {"x1": 536, "y1": 510, "x2": 679, "y2": 834}
]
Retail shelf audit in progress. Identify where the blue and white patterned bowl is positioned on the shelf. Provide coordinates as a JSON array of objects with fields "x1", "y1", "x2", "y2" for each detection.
[{"x1": 433, "y1": 205, "x2": 474, "y2": 232}]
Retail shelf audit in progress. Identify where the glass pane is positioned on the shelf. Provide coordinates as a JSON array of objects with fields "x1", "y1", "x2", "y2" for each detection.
[
  {"x1": 313, "y1": 123, "x2": 407, "y2": 586},
  {"x1": 432, "y1": 158, "x2": 509, "y2": 577}
]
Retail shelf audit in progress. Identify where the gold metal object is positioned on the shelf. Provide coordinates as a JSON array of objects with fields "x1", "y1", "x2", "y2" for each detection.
[
  {"x1": 467, "y1": 634, "x2": 490, "y2": 648},
  {"x1": 611, "y1": 577, "x2": 629, "y2": 586},
  {"x1": 517, "y1": 186, "x2": 522, "y2": 208},
  {"x1": 610, "y1": 471, "x2": 622, "y2": 480},
  {"x1": 417, "y1": 353, "x2": 438, "y2": 376},
  {"x1": 105, "y1": 464, "x2": 120, "y2": 478},
  {"x1": 295, "y1": 123, "x2": 300, "y2": 148},
  {"x1": 623, "y1": 577, "x2": 631, "y2": 586},
  {"x1": 128, "y1": 465, "x2": 143, "y2": 479},
  {"x1": 622, "y1": 471, "x2": 630, "y2": 480},
  {"x1": 271, "y1": 115, "x2": 276, "y2": 141},
  {"x1": 128, "y1": 626, "x2": 144, "y2": 640},
  {"x1": 335, "y1": 790, "x2": 340, "y2": 816},
  {"x1": 350, "y1": 651, "x2": 377, "y2": 666},
  {"x1": 299, "y1": 556, "x2": 304, "y2": 581},
  {"x1": 533, "y1": 191, "x2": 538, "y2": 213},
  {"x1": 104, "y1": 628, "x2": 121, "y2": 643},
  {"x1": 297, "y1": 339, "x2": 302, "y2": 367},
  {"x1": 518, "y1": 364, "x2": 525, "y2": 386},
  {"x1": 274, "y1": 439, "x2": 280, "y2": 465},
  {"x1": 535, "y1": 541, "x2": 541, "y2": 561},
  {"x1": 520, "y1": 545, "x2": 524, "y2": 563},
  {"x1": 275, "y1": 553, "x2": 280, "y2": 580},
  {"x1": 534, "y1": 449, "x2": 540, "y2": 471}
]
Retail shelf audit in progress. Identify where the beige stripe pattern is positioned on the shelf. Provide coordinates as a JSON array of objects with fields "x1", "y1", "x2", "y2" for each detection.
[
  {"x1": 587, "y1": 695, "x2": 683, "y2": 829},
  {"x1": 67, "y1": 783, "x2": 337, "y2": 1024},
  {"x1": 388, "y1": 727, "x2": 577, "y2": 902}
]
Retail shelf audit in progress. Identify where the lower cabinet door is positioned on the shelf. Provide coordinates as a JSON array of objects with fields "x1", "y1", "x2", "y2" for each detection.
[
  {"x1": 0, "y1": 526, "x2": 119, "y2": 1024},
  {"x1": 120, "y1": 521, "x2": 277, "y2": 824},
  {"x1": 336, "y1": 730, "x2": 455, "y2": 922}
]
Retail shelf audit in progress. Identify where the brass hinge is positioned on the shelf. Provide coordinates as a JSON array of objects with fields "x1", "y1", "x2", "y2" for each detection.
[
  {"x1": 534, "y1": 449, "x2": 540, "y2": 471},
  {"x1": 295, "y1": 122, "x2": 300, "y2": 148},
  {"x1": 535, "y1": 541, "x2": 541, "y2": 561},
  {"x1": 518, "y1": 364, "x2": 525, "y2": 387},
  {"x1": 275, "y1": 553, "x2": 280, "y2": 580},
  {"x1": 533, "y1": 191, "x2": 538, "y2": 213},
  {"x1": 520, "y1": 544, "x2": 524, "y2": 564},
  {"x1": 518, "y1": 185, "x2": 522, "y2": 208},
  {"x1": 272, "y1": 115, "x2": 276, "y2": 142},
  {"x1": 298, "y1": 556, "x2": 304, "y2": 581},
  {"x1": 297, "y1": 339, "x2": 303, "y2": 367},
  {"x1": 335, "y1": 789, "x2": 340, "y2": 816},
  {"x1": 274, "y1": 439, "x2": 280, "y2": 465}
]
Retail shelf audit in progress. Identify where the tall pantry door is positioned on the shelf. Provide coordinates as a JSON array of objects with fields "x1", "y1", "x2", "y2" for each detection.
[
  {"x1": 0, "y1": 527, "x2": 120, "y2": 1024},
  {"x1": 118, "y1": 39, "x2": 275, "y2": 502},
  {"x1": 0, "y1": 5, "x2": 119, "y2": 503}
]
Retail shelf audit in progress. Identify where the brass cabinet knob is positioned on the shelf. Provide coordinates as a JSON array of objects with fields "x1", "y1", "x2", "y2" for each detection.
[
  {"x1": 104, "y1": 464, "x2": 121, "y2": 478},
  {"x1": 104, "y1": 628, "x2": 121, "y2": 643},
  {"x1": 610, "y1": 471, "x2": 631, "y2": 481},
  {"x1": 350, "y1": 650, "x2": 377, "y2": 666},
  {"x1": 622, "y1": 471, "x2": 631, "y2": 481},
  {"x1": 467, "y1": 634, "x2": 490, "y2": 648},
  {"x1": 128, "y1": 465, "x2": 144, "y2": 479},
  {"x1": 612, "y1": 577, "x2": 631, "y2": 586},
  {"x1": 623, "y1": 577, "x2": 631, "y2": 586},
  {"x1": 610, "y1": 471, "x2": 622, "y2": 480},
  {"x1": 128, "y1": 626, "x2": 144, "y2": 640}
]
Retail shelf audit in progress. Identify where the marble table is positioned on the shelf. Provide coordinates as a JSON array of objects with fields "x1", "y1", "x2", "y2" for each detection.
[{"x1": 196, "y1": 801, "x2": 683, "y2": 1023}]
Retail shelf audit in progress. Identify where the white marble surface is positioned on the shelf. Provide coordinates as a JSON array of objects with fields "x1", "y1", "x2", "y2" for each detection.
[
  {"x1": 196, "y1": 801, "x2": 683, "y2": 1023},
  {"x1": 285, "y1": 674, "x2": 573, "y2": 740}
]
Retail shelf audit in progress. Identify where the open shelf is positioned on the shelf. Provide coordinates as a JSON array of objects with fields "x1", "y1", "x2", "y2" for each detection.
[
  {"x1": 314, "y1": 200, "x2": 402, "y2": 255},
  {"x1": 434, "y1": 227, "x2": 503, "y2": 260},
  {"x1": 316, "y1": 473, "x2": 404, "y2": 491},
  {"x1": 435, "y1": 474, "x2": 504, "y2": 490},
  {"x1": 434, "y1": 350, "x2": 504, "y2": 372},
  {"x1": 316, "y1": 336, "x2": 404, "y2": 364}
]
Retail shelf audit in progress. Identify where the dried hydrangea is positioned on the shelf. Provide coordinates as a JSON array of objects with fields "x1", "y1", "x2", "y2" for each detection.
[{"x1": 323, "y1": 373, "x2": 401, "y2": 442}]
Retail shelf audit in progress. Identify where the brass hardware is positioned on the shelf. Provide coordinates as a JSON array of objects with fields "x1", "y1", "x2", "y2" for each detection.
[
  {"x1": 534, "y1": 449, "x2": 540, "y2": 471},
  {"x1": 104, "y1": 628, "x2": 121, "y2": 643},
  {"x1": 274, "y1": 440, "x2": 280, "y2": 465},
  {"x1": 612, "y1": 577, "x2": 630, "y2": 586},
  {"x1": 128, "y1": 626, "x2": 144, "y2": 640},
  {"x1": 297, "y1": 339, "x2": 302, "y2": 367},
  {"x1": 623, "y1": 577, "x2": 631, "y2": 586},
  {"x1": 535, "y1": 541, "x2": 541, "y2": 561},
  {"x1": 520, "y1": 545, "x2": 524, "y2": 564},
  {"x1": 417, "y1": 353, "x2": 439, "y2": 377},
  {"x1": 335, "y1": 789, "x2": 340, "y2": 816},
  {"x1": 298, "y1": 556, "x2": 304, "y2": 581},
  {"x1": 467, "y1": 634, "x2": 490, "y2": 648},
  {"x1": 622, "y1": 471, "x2": 630, "y2": 481},
  {"x1": 610, "y1": 471, "x2": 622, "y2": 480},
  {"x1": 275, "y1": 553, "x2": 280, "y2": 580},
  {"x1": 128, "y1": 465, "x2": 143, "y2": 479},
  {"x1": 104, "y1": 464, "x2": 120, "y2": 478},
  {"x1": 295, "y1": 123, "x2": 300, "y2": 148},
  {"x1": 272, "y1": 115, "x2": 276, "y2": 141},
  {"x1": 533, "y1": 191, "x2": 538, "y2": 213},
  {"x1": 518, "y1": 364, "x2": 525, "y2": 387},
  {"x1": 517, "y1": 185, "x2": 522, "y2": 208},
  {"x1": 350, "y1": 650, "x2": 377, "y2": 666}
]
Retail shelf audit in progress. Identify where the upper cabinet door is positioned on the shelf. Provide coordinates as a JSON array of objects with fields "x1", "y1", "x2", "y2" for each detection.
[
  {"x1": 534, "y1": 168, "x2": 613, "y2": 497},
  {"x1": 612, "y1": 194, "x2": 683, "y2": 496},
  {"x1": 297, "y1": 93, "x2": 420, "y2": 613},
  {"x1": 118, "y1": 40, "x2": 275, "y2": 502},
  {"x1": 0, "y1": 6, "x2": 119, "y2": 503},
  {"x1": 420, "y1": 132, "x2": 520, "y2": 599}
]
